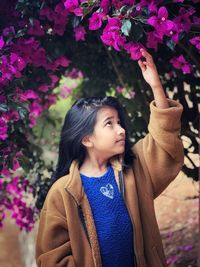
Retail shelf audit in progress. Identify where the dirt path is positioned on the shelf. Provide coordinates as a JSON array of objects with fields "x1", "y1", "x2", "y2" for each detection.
[{"x1": 154, "y1": 171, "x2": 199, "y2": 267}]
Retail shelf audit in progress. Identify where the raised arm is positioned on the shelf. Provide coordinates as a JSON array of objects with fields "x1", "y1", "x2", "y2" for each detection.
[
  {"x1": 132, "y1": 98, "x2": 184, "y2": 199},
  {"x1": 133, "y1": 49, "x2": 184, "y2": 199}
]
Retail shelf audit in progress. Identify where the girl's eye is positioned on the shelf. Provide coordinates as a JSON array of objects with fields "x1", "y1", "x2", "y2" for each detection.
[
  {"x1": 106, "y1": 121, "x2": 112, "y2": 126},
  {"x1": 106, "y1": 121, "x2": 121, "y2": 126}
]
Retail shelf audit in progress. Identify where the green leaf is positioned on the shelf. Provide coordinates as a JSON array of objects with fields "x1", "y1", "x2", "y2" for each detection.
[
  {"x1": 130, "y1": 23, "x2": 143, "y2": 42},
  {"x1": 17, "y1": 106, "x2": 28, "y2": 119},
  {"x1": 0, "y1": 104, "x2": 9, "y2": 112},
  {"x1": 121, "y1": 20, "x2": 132, "y2": 37},
  {"x1": 29, "y1": 17, "x2": 34, "y2": 26},
  {"x1": 142, "y1": 7, "x2": 150, "y2": 16},
  {"x1": 72, "y1": 16, "x2": 81, "y2": 28},
  {"x1": 166, "y1": 39, "x2": 176, "y2": 51}
]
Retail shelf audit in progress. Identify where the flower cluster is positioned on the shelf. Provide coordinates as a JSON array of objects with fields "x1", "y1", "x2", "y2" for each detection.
[{"x1": 0, "y1": 174, "x2": 37, "y2": 231}]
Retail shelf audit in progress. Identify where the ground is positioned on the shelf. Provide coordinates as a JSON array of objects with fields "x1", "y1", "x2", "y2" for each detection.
[{"x1": 0, "y1": 170, "x2": 198, "y2": 267}]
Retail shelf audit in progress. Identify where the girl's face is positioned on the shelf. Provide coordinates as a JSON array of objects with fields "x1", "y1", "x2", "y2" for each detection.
[{"x1": 83, "y1": 106, "x2": 126, "y2": 158}]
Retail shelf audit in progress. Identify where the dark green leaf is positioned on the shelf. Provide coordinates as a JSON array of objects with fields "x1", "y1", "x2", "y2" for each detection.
[
  {"x1": 166, "y1": 39, "x2": 176, "y2": 51},
  {"x1": 121, "y1": 20, "x2": 132, "y2": 37},
  {"x1": 0, "y1": 104, "x2": 9, "y2": 112},
  {"x1": 130, "y1": 23, "x2": 143, "y2": 42}
]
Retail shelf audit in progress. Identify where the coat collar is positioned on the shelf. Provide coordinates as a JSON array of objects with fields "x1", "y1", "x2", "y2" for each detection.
[{"x1": 64, "y1": 154, "x2": 124, "y2": 206}]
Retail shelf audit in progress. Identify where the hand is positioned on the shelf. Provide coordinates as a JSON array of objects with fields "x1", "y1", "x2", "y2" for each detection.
[{"x1": 138, "y1": 48, "x2": 162, "y2": 89}]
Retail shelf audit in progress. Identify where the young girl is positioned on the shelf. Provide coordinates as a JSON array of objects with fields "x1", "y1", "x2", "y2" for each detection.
[{"x1": 35, "y1": 49, "x2": 184, "y2": 267}]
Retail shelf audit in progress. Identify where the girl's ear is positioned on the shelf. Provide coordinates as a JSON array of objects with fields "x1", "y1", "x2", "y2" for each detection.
[{"x1": 81, "y1": 136, "x2": 93, "y2": 148}]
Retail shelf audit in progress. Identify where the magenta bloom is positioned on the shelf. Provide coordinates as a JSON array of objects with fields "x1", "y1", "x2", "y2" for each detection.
[
  {"x1": 3, "y1": 26, "x2": 15, "y2": 37},
  {"x1": 89, "y1": 12, "x2": 105, "y2": 31},
  {"x1": 146, "y1": 31, "x2": 162, "y2": 51},
  {"x1": 165, "y1": 21, "x2": 180, "y2": 43},
  {"x1": 112, "y1": 0, "x2": 134, "y2": 9},
  {"x1": 0, "y1": 36, "x2": 5, "y2": 49},
  {"x1": 64, "y1": 0, "x2": 83, "y2": 16},
  {"x1": 22, "y1": 90, "x2": 39, "y2": 100},
  {"x1": 100, "y1": 18, "x2": 126, "y2": 51},
  {"x1": 74, "y1": 25, "x2": 86, "y2": 41},
  {"x1": 67, "y1": 68, "x2": 83, "y2": 79},
  {"x1": 147, "y1": 6, "x2": 174, "y2": 39},
  {"x1": 189, "y1": 36, "x2": 200, "y2": 50},
  {"x1": 64, "y1": 0, "x2": 79, "y2": 12},
  {"x1": 124, "y1": 41, "x2": 144, "y2": 60},
  {"x1": 27, "y1": 20, "x2": 45, "y2": 36},
  {"x1": 55, "y1": 56, "x2": 71, "y2": 67},
  {"x1": 170, "y1": 55, "x2": 192, "y2": 74},
  {"x1": 100, "y1": 0, "x2": 110, "y2": 15},
  {"x1": 173, "y1": 7, "x2": 195, "y2": 33},
  {"x1": 0, "y1": 119, "x2": 8, "y2": 140},
  {"x1": 39, "y1": 7, "x2": 54, "y2": 21}
]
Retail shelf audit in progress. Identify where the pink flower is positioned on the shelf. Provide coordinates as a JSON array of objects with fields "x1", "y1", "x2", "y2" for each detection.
[
  {"x1": 124, "y1": 41, "x2": 144, "y2": 60},
  {"x1": 0, "y1": 119, "x2": 8, "y2": 140},
  {"x1": 193, "y1": 16, "x2": 200, "y2": 24},
  {"x1": 50, "y1": 74, "x2": 59, "y2": 86},
  {"x1": 60, "y1": 85, "x2": 73, "y2": 98},
  {"x1": 146, "y1": 31, "x2": 162, "y2": 51},
  {"x1": 178, "y1": 244, "x2": 193, "y2": 251},
  {"x1": 170, "y1": 55, "x2": 192, "y2": 74},
  {"x1": 147, "y1": 6, "x2": 174, "y2": 39},
  {"x1": 136, "y1": 0, "x2": 157, "y2": 15},
  {"x1": 73, "y1": 7, "x2": 83, "y2": 16},
  {"x1": 89, "y1": 12, "x2": 105, "y2": 30},
  {"x1": 128, "y1": 90, "x2": 136, "y2": 99},
  {"x1": 39, "y1": 7, "x2": 54, "y2": 21},
  {"x1": 64, "y1": 0, "x2": 83, "y2": 16},
  {"x1": 100, "y1": 0, "x2": 110, "y2": 15},
  {"x1": 173, "y1": 7, "x2": 195, "y2": 33},
  {"x1": 22, "y1": 90, "x2": 39, "y2": 100},
  {"x1": 38, "y1": 85, "x2": 49, "y2": 92},
  {"x1": 0, "y1": 36, "x2": 5, "y2": 49},
  {"x1": 74, "y1": 25, "x2": 86, "y2": 41},
  {"x1": 27, "y1": 20, "x2": 45, "y2": 36},
  {"x1": 3, "y1": 26, "x2": 15, "y2": 37},
  {"x1": 67, "y1": 68, "x2": 83, "y2": 79},
  {"x1": 55, "y1": 56, "x2": 71, "y2": 67},
  {"x1": 189, "y1": 36, "x2": 200, "y2": 50},
  {"x1": 165, "y1": 21, "x2": 180, "y2": 43},
  {"x1": 116, "y1": 86, "x2": 125, "y2": 93},
  {"x1": 100, "y1": 18, "x2": 126, "y2": 51},
  {"x1": 9, "y1": 53, "x2": 26, "y2": 77},
  {"x1": 3, "y1": 110, "x2": 20, "y2": 122},
  {"x1": 112, "y1": 0, "x2": 134, "y2": 9},
  {"x1": 31, "y1": 48, "x2": 47, "y2": 68},
  {"x1": 1, "y1": 168, "x2": 11, "y2": 177},
  {"x1": 167, "y1": 255, "x2": 179, "y2": 265}
]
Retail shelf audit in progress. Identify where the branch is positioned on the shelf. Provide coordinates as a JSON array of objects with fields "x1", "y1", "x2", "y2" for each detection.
[{"x1": 177, "y1": 42, "x2": 200, "y2": 70}]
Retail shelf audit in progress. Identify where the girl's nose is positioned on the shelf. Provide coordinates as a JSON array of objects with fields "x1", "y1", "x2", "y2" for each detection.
[{"x1": 117, "y1": 125, "x2": 126, "y2": 136}]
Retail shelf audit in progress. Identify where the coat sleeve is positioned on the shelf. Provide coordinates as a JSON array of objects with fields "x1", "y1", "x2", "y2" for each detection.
[
  {"x1": 35, "y1": 187, "x2": 76, "y2": 267},
  {"x1": 132, "y1": 98, "x2": 184, "y2": 199}
]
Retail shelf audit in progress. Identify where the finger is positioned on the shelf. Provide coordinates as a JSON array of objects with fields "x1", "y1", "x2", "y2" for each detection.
[
  {"x1": 140, "y1": 48, "x2": 153, "y2": 62},
  {"x1": 138, "y1": 60, "x2": 146, "y2": 72}
]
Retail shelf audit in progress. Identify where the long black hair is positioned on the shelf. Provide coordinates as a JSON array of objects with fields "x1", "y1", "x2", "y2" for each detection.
[{"x1": 51, "y1": 96, "x2": 136, "y2": 181}]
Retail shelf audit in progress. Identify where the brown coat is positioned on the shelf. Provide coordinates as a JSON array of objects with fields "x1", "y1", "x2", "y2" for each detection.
[{"x1": 35, "y1": 98, "x2": 184, "y2": 267}]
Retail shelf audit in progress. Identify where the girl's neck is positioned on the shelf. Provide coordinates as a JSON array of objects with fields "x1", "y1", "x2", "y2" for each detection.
[{"x1": 79, "y1": 158, "x2": 110, "y2": 177}]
